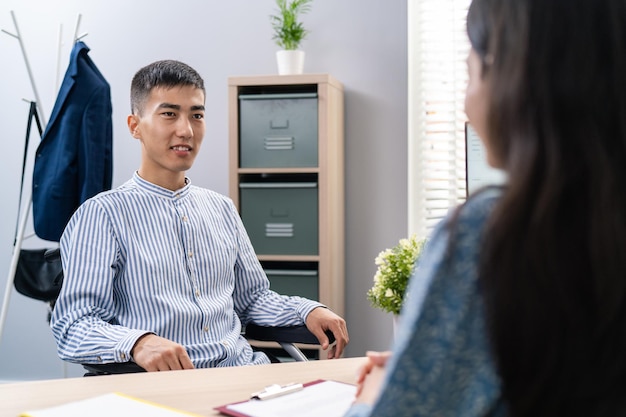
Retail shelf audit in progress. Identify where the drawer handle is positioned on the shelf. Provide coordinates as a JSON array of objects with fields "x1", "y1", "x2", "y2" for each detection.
[
  {"x1": 265, "y1": 137, "x2": 294, "y2": 150},
  {"x1": 270, "y1": 120, "x2": 290, "y2": 129},
  {"x1": 266, "y1": 223, "x2": 294, "y2": 238}
]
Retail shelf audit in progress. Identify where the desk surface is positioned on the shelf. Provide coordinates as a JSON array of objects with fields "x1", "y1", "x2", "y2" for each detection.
[{"x1": 1, "y1": 357, "x2": 365, "y2": 416}]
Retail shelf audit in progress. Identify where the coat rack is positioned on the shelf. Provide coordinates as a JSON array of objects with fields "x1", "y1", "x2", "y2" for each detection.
[{"x1": 0, "y1": 10, "x2": 85, "y2": 345}]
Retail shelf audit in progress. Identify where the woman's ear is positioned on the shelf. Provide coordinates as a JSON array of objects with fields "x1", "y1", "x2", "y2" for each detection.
[{"x1": 127, "y1": 114, "x2": 140, "y2": 139}]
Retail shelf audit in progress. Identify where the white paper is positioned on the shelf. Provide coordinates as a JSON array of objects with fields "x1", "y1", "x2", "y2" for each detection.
[
  {"x1": 226, "y1": 380, "x2": 357, "y2": 417},
  {"x1": 21, "y1": 392, "x2": 197, "y2": 417}
]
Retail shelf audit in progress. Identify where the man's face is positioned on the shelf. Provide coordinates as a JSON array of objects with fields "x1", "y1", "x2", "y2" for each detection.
[{"x1": 128, "y1": 85, "x2": 206, "y2": 188}]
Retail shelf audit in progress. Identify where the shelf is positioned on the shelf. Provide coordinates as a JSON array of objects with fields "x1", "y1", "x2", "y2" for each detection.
[
  {"x1": 228, "y1": 73, "x2": 343, "y2": 89},
  {"x1": 228, "y1": 74, "x2": 345, "y2": 331}
]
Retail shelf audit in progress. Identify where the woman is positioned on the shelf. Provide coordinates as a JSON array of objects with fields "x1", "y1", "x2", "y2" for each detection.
[{"x1": 345, "y1": 0, "x2": 626, "y2": 415}]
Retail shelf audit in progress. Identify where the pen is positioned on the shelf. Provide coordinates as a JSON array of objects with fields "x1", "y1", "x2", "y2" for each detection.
[{"x1": 250, "y1": 383, "x2": 304, "y2": 400}]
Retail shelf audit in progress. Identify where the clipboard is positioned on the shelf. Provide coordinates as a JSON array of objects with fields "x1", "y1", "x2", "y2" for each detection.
[{"x1": 215, "y1": 380, "x2": 357, "y2": 417}]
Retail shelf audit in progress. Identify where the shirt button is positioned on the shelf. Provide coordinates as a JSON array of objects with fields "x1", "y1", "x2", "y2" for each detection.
[
  {"x1": 188, "y1": 251, "x2": 194, "y2": 258},
  {"x1": 182, "y1": 215, "x2": 188, "y2": 222},
  {"x1": 96, "y1": 356, "x2": 102, "y2": 362},
  {"x1": 195, "y1": 289, "x2": 200, "y2": 297},
  {"x1": 120, "y1": 353, "x2": 126, "y2": 360},
  {"x1": 203, "y1": 326, "x2": 209, "y2": 332}
]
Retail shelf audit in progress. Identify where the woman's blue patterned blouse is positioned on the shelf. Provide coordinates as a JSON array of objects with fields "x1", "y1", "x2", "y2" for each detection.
[{"x1": 345, "y1": 187, "x2": 506, "y2": 417}]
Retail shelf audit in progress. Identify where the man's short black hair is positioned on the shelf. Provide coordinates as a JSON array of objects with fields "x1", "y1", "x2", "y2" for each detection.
[{"x1": 130, "y1": 60, "x2": 205, "y2": 116}]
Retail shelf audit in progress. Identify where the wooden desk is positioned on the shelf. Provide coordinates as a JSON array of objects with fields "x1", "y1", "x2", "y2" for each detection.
[{"x1": 1, "y1": 357, "x2": 365, "y2": 416}]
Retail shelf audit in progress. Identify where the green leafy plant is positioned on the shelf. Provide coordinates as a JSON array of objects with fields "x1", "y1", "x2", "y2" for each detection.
[
  {"x1": 367, "y1": 235, "x2": 427, "y2": 315},
  {"x1": 270, "y1": 0, "x2": 313, "y2": 50}
]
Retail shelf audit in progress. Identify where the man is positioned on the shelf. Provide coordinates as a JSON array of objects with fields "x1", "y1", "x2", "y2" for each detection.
[{"x1": 51, "y1": 60, "x2": 348, "y2": 371}]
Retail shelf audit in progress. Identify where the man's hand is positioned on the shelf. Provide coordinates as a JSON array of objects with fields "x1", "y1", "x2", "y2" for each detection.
[
  {"x1": 354, "y1": 351, "x2": 392, "y2": 405},
  {"x1": 305, "y1": 307, "x2": 349, "y2": 359},
  {"x1": 131, "y1": 333, "x2": 195, "y2": 372}
]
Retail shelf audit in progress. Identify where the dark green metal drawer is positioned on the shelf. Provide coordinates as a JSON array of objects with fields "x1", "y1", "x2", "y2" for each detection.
[
  {"x1": 239, "y1": 93, "x2": 318, "y2": 168},
  {"x1": 265, "y1": 269, "x2": 319, "y2": 301},
  {"x1": 240, "y1": 182, "x2": 318, "y2": 255}
]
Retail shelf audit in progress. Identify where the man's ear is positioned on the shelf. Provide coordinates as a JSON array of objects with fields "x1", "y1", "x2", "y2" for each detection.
[{"x1": 127, "y1": 114, "x2": 140, "y2": 139}]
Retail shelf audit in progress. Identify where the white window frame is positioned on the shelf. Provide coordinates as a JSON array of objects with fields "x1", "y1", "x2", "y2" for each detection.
[{"x1": 408, "y1": 0, "x2": 472, "y2": 239}]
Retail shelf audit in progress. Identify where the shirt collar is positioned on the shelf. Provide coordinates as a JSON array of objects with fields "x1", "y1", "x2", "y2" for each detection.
[{"x1": 132, "y1": 172, "x2": 191, "y2": 199}]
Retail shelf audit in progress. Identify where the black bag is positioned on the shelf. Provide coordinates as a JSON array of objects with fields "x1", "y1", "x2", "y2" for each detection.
[
  {"x1": 12, "y1": 102, "x2": 63, "y2": 303},
  {"x1": 14, "y1": 249, "x2": 63, "y2": 302}
]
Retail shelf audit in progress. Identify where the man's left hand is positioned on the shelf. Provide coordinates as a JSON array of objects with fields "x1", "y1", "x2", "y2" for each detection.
[{"x1": 305, "y1": 307, "x2": 349, "y2": 359}]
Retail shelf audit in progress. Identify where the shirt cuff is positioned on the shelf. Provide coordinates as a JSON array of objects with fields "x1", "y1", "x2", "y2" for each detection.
[
  {"x1": 115, "y1": 329, "x2": 154, "y2": 362},
  {"x1": 298, "y1": 299, "x2": 326, "y2": 321}
]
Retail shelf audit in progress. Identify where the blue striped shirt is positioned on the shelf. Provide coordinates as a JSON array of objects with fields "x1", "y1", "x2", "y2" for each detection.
[{"x1": 50, "y1": 173, "x2": 323, "y2": 368}]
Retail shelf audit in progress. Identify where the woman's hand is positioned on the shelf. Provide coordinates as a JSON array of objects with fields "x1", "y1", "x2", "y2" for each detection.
[{"x1": 353, "y1": 351, "x2": 392, "y2": 404}]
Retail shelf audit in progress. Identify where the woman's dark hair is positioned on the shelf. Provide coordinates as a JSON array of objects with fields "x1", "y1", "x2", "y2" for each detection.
[
  {"x1": 468, "y1": 0, "x2": 626, "y2": 414},
  {"x1": 130, "y1": 60, "x2": 205, "y2": 116}
]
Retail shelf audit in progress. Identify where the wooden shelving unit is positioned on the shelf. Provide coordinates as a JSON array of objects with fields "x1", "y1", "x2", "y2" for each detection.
[{"x1": 228, "y1": 74, "x2": 344, "y2": 359}]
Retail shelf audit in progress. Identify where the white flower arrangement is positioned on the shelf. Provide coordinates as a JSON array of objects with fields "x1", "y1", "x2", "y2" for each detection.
[{"x1": 367, "y1": 234, "x2": 427, "y2": 315}]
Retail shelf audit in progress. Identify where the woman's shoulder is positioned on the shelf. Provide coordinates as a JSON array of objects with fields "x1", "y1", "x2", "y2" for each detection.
[
  {"x1": 457, "y1": 186, "x2": 502, "y2": 224},
  {"x1": 425, "y1": 185, "x2": 503, "y2": 264}
]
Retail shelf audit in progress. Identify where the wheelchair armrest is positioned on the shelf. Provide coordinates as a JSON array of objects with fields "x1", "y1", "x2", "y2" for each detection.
[
  {"x1": 81, "y1": 326, "x2": 333, "y2": 373},
  {"x1": 244, "y1": 323, "x2": 335, "y2": 345},
  {"x1": 82, "y1": 362, "x2": 146, "y2": 375}
]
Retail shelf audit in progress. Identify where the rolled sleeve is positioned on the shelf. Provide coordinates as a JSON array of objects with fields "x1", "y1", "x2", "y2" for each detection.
[
  {"x1": 300, "y1": 302, "x2": 327, "y2": 321},
  {"x1": 116, "y1": 329, "x2": 154, "y2": 362}
]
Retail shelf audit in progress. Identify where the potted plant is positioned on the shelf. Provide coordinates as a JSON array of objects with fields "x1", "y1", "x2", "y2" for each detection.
[
  {"x1": 270, "y1": 0, "x2": 312, "y2": 75},
  {"x1": 367, "y1": 235, "x2": 427, "y2": 320}
]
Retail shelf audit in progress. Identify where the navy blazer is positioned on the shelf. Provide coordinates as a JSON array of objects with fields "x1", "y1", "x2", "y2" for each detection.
[{"x1": 33, "y1": 41, "x2": 112, "y2": 242}]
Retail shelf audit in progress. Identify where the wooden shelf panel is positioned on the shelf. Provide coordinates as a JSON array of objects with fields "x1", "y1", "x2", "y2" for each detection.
[{"x1": 228, "y1": 74, "x2": 343, "y2": 90}]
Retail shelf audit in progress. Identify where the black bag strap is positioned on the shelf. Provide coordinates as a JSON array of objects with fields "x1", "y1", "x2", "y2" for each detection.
[{"x1": 14, "y1": 101, "x2": 43, "y2": 245}]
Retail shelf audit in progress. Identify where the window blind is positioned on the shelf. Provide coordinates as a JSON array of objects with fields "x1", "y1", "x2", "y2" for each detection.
[{"x1": 408, "y1": 0, "x2": 472, "y2": 240}]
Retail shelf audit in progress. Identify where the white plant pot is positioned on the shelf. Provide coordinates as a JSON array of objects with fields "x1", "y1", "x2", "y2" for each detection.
[
  {"x1": 393, "y1": 314, "x2": 400, "y2": 337},
  {"x1": 276, "y1": 50, "x2": 305, "y2": 75}
]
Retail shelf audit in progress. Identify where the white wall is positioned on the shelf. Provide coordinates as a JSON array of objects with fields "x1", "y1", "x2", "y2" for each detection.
[{"x1": 0, "y1": 0, "x2": 408, "y2": 381}]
